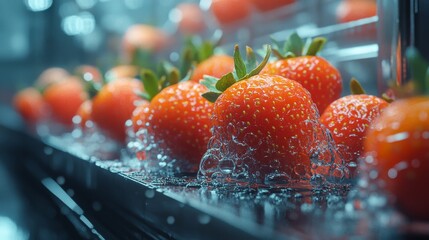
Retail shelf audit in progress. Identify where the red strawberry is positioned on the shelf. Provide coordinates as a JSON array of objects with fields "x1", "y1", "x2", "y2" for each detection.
[
  {"x1": 91, "y1": 78, "x2": 145, "y2": 142},
  {"x1": 190, "y1": 55, "x2": 234, "y2": 83},
  {"x1": 320, "y1": 80, "x2": 389, "y2": 169},
  {"x1": 364, "y1": 47, "x2": 429, "y2": 220},
  {"x1": 43, "y1": 76, "x2": 88, "y2": 126},
  {"x1": 13, "y1": 87, "x2": 46, "y2": 124},
  {"x1": 75, "y1": 100, "x2": 93, "y2": 128},
  {"x1": 143, "y1": 81, "x2": 213, "y2": 164},
  {"x1": 200, "y1": 45, "x2": 329, "y2": 182},
  {"x1": 262, "y1": 33, "x2": 343, "y2": 113},
  {"x1": 35, "y1": 67, "x2": 69, "y2": 88}
]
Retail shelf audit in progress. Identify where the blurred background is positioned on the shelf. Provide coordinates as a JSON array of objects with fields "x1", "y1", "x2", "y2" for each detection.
[{"x1": 0, "y1": 0, "x2": 380, "y2": 106}]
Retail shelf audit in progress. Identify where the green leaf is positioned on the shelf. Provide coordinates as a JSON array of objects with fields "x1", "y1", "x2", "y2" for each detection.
[
  {"x1": 245, "y1": 45, "x2": 272, "y2": 79},
  {"x1": 233, "y1": 45, "x2": 247, "y2": 79},
  {"x1": 406, "y1": 47, "x2": 429, "y2": 94},
  {"x1": 201, "y1": 76, "x2": 221, "y2": 93},
  {"x1": 180, "y1": 47, "x2": 195, "y2": 78},
  {"x1": 141, "y1": 69, "x2": 160, "y2": 100},
  {"x1": 198, "y1": 41, "x2": 215, "y2": 62},
  {"x1": 167, "y1": 68, "x2": 180, "y2": 86},
  {"x1": 245, "y1": 46, "x2": 257, "y2": 71},
  {"x1": 216, "y1": 73, "x2": 236, "y2": 92},
  {"x1": 304, "y1": 37, "x2": 327, "y2": 56},
  {"x1": 202, "y1": 92, "x2": 221, "y2": 103},
  {"x1": 284, "y1": 32, "x2": 303, "y2": 57},
  {"x1": 350, "y1": 78, "x2": 366, "y2": 95},
  {"x1": 181, "y1": 67, "x2": 193, "y2": 82}
]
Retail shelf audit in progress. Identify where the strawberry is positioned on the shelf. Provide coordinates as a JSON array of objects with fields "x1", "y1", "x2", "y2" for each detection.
[
  {"x1": 13, "y1": 87, "x2": 46, "y2": 124},
  {"x1": 191, "y1": 55, "x2": 234, "y2": 83},
  {"x1": 251, "y1": 0, "x2": 295, "y2": 12},
  {"x1": 364, "y1": 47, "x2": 429, "y2": 220},
  {"x1": 35, "y1": 67, "x2": 69, "y2": 89},
  {"x1": 262, "y1": 33, "x2": 343, "y2": 113},
  {"x1": 211, "y1": 0, "x2": 251, "y2": 25},
  {"x1": 43, "y1": 76, "x2": 88, "y2": 126},
  {"x1": 132, "y1": 63, "x2": 213, "y2": 165},
  {"x1": 175, "y1": 3, "x2": 206, "y2": 35},
  {"x1": 144, "y1": 82, "x2": 213, "y2": 164},
  {"x1": 320, "y1": 79, "x2": 388, "y2": 171},
  {"x1": 91, "y1": 78, "x2": 145, "y2": 142},
  {"x1": 200, "y1": 45, "x2": 329, "y2": 183},
  {"x1": 336, "y1": 0, "x2": 377, "y2": 24}
]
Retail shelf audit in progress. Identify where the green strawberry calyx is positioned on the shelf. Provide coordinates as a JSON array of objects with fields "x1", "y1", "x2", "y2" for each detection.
[
  {"x1": 180, "y1": 36, "x2": 220, "y2": 79},
  {"x1": 271, "y1": 32, "x2": 326, "y2": 59},
  {"x1": 350, "y1": 78, "x2": 366, "y2": 95},
  {"x1": 139, "y1": 61, "x2": 191, "y2": 101},
  {"x1": 405, "y1": 46, "x2": 429, "y2": 95},
  {"x1": 201, "y1": 44, "x2": 272, "y2": 103}
]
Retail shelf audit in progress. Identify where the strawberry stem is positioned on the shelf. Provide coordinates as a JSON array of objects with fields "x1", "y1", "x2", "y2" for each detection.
[
  {"x1": 304, "y1": 37, "x2": 327, "y2": 56},
  {"x1": 271, "y1": 32, "x2": 326, "y2": 59},
  {"x1": 405, "y1": 46, "x2": 429, "y2": 95},
  {"x1": 350, "y1": 78, "x2": 366, "y2": 95},
  {"x1": 201, "y1": 45, "x2": 272, "y2": 103}
]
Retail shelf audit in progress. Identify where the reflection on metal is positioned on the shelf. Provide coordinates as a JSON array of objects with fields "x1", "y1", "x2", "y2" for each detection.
[{"x1": 377, "y1": 0, "x2": 428, "y2": 92}]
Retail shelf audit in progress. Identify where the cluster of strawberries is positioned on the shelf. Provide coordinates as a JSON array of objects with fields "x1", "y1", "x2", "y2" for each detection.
[{"x1": 13, "y1": 33, "x2": 429, "y2": 221}]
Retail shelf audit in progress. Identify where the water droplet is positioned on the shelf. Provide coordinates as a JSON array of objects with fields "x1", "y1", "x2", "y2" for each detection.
[
  {"x1": 44, "y1": 147, "x2": 53, "y2": 155},
  {"x1": 198, "y1": 214, "x2": 211, "y2": 224},
  {"x1": 56, "y1": 176, "x2": 65, "y2": 185},
  {"x1": 145, "y1": 189, "x2": 155, "y2": 198},
  {"x1": 218, "y1": 159, "x2": 235, "y2": 174},
  {"x1": 166, "y1": 216, "x2": 175, "y2": 225}
]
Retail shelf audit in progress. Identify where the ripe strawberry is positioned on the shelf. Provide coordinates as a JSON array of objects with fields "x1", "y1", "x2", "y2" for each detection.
[
  {"x1": 211, "y1": 0, "x2": 251, "y2": 25},
  {"x1": 262, "y1": 33, "x2": 343, "y2": 113},
  {"x1": 131, "y1": 63, "x2": 213, "y2": 165},
  {"x1": 13, "y1": 87, "x2": 46, "y2": 124},
  {"x1": 336, "y1": 0, "x2": 377, "y2": 24},
  {"x1": 144, "y1": 82, "x2": 213, "y2": 164},
  {"x1": 364, "y1": 48, "x2": 429, "y2": 220},
  {"x1": 43, "y1": 76, "x2": 88, "y2": 126},
  {"x1": 320, "y1": 79, "x2": 388, "y2": 169},
  {"x1": 175, "y1": 3, "x2": 206, "y2": 35},
  {"x1": 190, "y1": 55, "x2": 234, "y2": 83},
  {"x1": 200, "y1": 45, "x2": 327, "y2": 182},
  {"x1": 122, "y1": 24, "x2": 169, "y2": 63},
  {"x1": 91, "y1": 78, "x2": 145, "y2": 142},
  {"x1": 36, "y1": 67, "x2": 69, "y2": 88}
]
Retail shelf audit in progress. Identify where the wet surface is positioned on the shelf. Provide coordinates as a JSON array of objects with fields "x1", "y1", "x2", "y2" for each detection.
[{"x1": 1, "y1": 104, "x2": 429, "y2": 239}]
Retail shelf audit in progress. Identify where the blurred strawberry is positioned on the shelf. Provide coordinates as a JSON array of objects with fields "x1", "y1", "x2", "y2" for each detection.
[
  {"x1": 336, "y1": 0, "x2": 377, "y2": 23},
  {"x1": 43, "y1": 76, "x2": 88, "y2": 126},
  {"x1": 13, "y1": 87, "x2": 46, "y2": 124},
  {"x1": 251, "y1": 0, "x2": 295, "y2": 12},
  {"x1": 211, "y1": 0, "x2": 251, "y2": 25},
  {"x1": 262, "y1": 33, "x2": 343, "y2": 113},
  {"x1": 175, "y1": 3, "x2": 206, "y2": 35},
  {"x1": 122, "y1": 24, "x2": 170, "y2": 63},
  {"x1": 35, "y1": 67, "x2": 69, "y2": 89},
  {"x1": 364, "y1": 47, "x2": 429, "y2": 220},
  {"x1": 191, "y1": 55, "x2": 234, "y2": 83}
]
